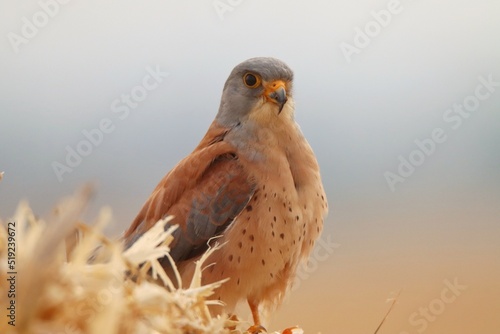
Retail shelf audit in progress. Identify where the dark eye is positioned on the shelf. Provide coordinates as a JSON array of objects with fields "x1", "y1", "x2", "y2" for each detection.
[{"x1": 243, "y1": 73, "x2": 261, "y2": 88}]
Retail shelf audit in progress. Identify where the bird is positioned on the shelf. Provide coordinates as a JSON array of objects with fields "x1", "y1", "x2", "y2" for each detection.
[{"x1": 123, "y1": 57, "x2": 328, "y2": 331}]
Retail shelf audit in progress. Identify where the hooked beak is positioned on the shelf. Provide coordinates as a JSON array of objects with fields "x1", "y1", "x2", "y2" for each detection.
[{"x1": 264, "y1": 80, "x2": 288, "y2": 113}]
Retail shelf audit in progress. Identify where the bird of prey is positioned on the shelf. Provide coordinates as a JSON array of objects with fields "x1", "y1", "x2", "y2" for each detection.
[{"x1": 123, "y1": 57, "x2": 328, "y2": 331}]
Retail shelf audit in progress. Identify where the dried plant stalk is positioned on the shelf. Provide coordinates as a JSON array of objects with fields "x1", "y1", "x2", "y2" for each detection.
[{"x1": 0, "y1": 188, "x2": 230, "y2": 334}]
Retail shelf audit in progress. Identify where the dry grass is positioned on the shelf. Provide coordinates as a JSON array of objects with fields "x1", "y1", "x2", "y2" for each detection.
[
  {"x1": 373, "y1": 290, "x2": 400, "y2": 334},
  {"x1": 0, "y1": 186, "x2": 237, "y2": 334}
]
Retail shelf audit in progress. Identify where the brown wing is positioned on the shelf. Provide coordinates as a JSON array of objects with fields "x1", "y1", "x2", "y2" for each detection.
[{"x1": 123, "y1": 122, "x2": 256, "y2": 263}]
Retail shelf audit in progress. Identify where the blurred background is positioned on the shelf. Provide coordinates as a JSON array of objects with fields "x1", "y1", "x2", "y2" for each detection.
[{"x1": 1, "y1": 1, "x2": 499, "y2": 333}]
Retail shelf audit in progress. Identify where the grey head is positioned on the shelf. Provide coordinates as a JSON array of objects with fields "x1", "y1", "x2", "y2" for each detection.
[{"x1": 215, "y1": 57, "x2": 294, "y2": 127}]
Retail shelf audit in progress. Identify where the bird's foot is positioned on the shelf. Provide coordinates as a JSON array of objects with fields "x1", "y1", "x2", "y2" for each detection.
[
  {"x1": 281, "y1": 326, "x2": 304, "y2": 334},
  {"x1": 246, "y1": 324, "x2": 267, "y2": 334}
]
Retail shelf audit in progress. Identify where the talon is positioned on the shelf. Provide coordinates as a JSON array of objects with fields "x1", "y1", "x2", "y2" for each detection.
[
  {"x1": 247, "y1": 324, "x2": 267, "y2": 333},
  {"x1": 282, "y1": 326, "x2": 303, "y2": 334}
]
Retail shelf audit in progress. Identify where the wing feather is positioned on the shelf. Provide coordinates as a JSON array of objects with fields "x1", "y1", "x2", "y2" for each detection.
[{"x1": 123, "y1": 123, "x2": 255, "y2": 263}]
